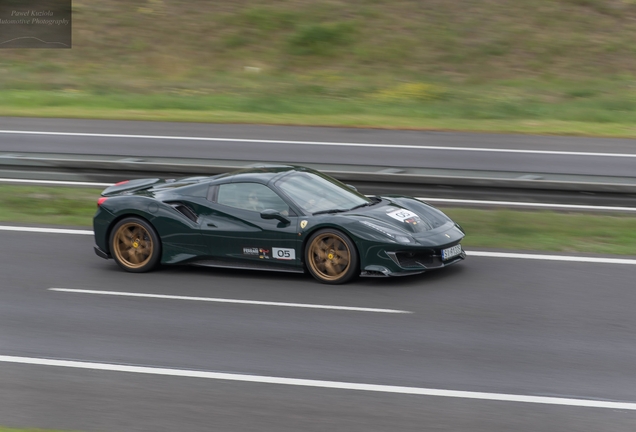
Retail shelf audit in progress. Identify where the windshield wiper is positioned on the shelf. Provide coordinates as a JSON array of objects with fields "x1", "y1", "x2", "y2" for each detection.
[
  {"x1": 347, "y1": 202, "x2": 371, "y2": 211},
  {"x1": 314, "y1": 200, "x2": 377, "y2": 215},
  {"x1": 348, "y1": 197, "x2": 382, "y2": 211},
  {"x1": 312, "y1": 208, "x2": 348, "y2": 215}
]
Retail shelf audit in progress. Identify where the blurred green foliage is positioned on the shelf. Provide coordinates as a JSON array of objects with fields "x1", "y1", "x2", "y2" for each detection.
[
  {"x1": 0, "y1": 186, "x2": 101, "y2": 227},
  {"x1": 444, "y1": 208, "x2": 636, "y2": 255},
  {"x1": 287, "y1": 22, "x2": 356, "y2": 56},
  {"x1": 3, "y1": 0, "x2": 636, "y2": 132}
]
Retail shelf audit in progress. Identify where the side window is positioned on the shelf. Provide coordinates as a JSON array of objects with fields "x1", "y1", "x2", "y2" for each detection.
[{"x1": 217, "y1": 183, "x2": 291, "y2": 214}]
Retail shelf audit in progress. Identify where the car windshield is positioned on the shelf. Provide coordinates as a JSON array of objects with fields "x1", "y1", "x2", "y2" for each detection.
[{"x1": 276, "y1": 171, "x2": 371, "y2": 214}]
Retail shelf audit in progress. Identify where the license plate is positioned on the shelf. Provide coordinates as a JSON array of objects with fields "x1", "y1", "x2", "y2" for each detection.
[{"x1": 441, "y1": 244, "x2": 462, "y2": 261}]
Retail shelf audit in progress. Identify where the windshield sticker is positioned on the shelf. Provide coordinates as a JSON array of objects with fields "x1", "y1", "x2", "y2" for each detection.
[
  {"x1": 387, "y1": 209, "x2": 418, "y2": 222},
  {"x1": 404, "y1": 217, "x2": 419, "y2": 225},
  {"x1": 273, "y1": 247, "x2": 295, "y2": 260}
]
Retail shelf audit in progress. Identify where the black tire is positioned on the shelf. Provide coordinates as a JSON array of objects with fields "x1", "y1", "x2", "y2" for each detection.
[
  {"x1": 305, "y1": 228, "x2": 359, "y2": 284},
  {"x1": 109, "y1": 217, "x2": 161, "y2": 273}
]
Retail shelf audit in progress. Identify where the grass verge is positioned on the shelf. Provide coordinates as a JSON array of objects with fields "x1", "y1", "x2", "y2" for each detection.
[
  {"x1": 4, "y1": 106, "x2": 636, "y2": 138},
  {"x1": 5, "y1": 0, "x2": 636, "y2": 135},
  {"x1": 443, "y1": 208, "x2": 636, "y2": 255},
  {"x1": 4, "y1": 80, "x2": 636, "y2": 137},
  {"x1": 1, "y1": 185, "x2": 635, "y2": 255},
  {"x1": 0, "y1": 185, "x2": 102, "y2": 227}
]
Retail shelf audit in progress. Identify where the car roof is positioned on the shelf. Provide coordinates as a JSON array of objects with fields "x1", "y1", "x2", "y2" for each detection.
[{"x1": 213, "y1": 164, "x2": 312, "y2": 184}]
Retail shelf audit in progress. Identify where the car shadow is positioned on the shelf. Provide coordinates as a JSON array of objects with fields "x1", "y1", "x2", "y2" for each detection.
[
  {"x1": 100, "y1": 260, "x2": 466, "y2": 290},
  {"x1": 350, "y1": 264, "x2": 467, "y2": 289}
]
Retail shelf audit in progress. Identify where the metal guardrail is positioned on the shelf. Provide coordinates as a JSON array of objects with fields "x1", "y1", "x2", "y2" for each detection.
[{"x1": 2, "y1": 152, "x2": 636, "y2": 194}]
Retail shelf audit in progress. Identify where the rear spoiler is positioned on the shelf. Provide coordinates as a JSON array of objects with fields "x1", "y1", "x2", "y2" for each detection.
[{"x1": 101, "y1": 178, "x2": 163, "y2": 196}]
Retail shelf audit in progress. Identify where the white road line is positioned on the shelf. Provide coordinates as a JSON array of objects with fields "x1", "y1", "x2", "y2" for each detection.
[
  {"x1": 48, "y1": 288, "x2": 411, "y2": 314},
  {"x1": 466, "y1": 251, "x2": 636, "y2": 265},
  {"x1": 1, "y1": 129, "x2": 634, "y2": 158},
  {"x1": 2, "y1": 225, "x2": 635, "y2": 265},
  {"x1": 0, "y1": 226, "x2": 93, "y2": 235},
  {"x1": 0, "y1": 178, "x2": 112, "y2": 187},
  {"x1": 418, "y1": 198, "x2": 636, "y2": 213},
  {"x1": 1, "y1": 355, "x2": 634, "y2": 411}
]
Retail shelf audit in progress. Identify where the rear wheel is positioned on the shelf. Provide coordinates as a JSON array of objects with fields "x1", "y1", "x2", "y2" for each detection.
[
  {"x1": 109, "y1": 217, "x2": 161, "y2": 273},
  {"x1": 305, "y1": 229, "x2": 358, "y2": 284}
]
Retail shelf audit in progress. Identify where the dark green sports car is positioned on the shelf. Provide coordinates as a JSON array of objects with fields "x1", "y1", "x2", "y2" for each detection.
[{"x1": 93, "y1": 165, "x2": 465, "y2": 284}]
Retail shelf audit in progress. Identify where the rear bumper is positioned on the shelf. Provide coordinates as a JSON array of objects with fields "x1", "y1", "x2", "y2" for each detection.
[{"x1": 94, "y1": 245, "x2": 111, "y2": 259}]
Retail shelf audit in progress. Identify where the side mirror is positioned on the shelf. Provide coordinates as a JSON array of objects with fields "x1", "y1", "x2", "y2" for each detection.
[
  {"x1": 346, "y1": 184, "x2": 358, "y2": 191},
  {"x1": 260, "y1": 209, "x2": 290, "y2": 224}
]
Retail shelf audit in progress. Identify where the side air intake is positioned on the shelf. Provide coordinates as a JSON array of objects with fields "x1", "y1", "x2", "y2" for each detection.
[{"x1": 166, "y1": 202, "x2": 198, "y2": 223}]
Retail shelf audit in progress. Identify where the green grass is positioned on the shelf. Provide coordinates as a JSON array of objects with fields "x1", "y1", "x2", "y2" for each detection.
[
  {"x1": 1, "y1": 185, "x2": 635, "y2": 255},
  {"x1": 444, "y1": 208, "x2": 636, "y2": 255},
  {"x1": 3, "y1": 1, "x2": 636, "y2": 134},
  {"x1": 6, "y1": 105, "x2": 636, "y2": 137},
  {"x1": 0, "y1": 185, "x2": 102, "y2": 227},
  {"x1": 5, "y1": 76, "x2": 636, "y2": 136}
]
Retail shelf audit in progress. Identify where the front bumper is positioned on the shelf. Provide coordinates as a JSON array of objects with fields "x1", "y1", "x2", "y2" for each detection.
[
  {"x1": 360, "y1": 244, "x2": 465, "y2": 277},
  {"x1": 386, "y1": 249, "x2": 466, "y2": 270}
]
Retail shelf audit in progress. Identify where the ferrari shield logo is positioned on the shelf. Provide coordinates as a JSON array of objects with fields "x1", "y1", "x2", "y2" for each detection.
[{"x1": 300, "y1": 220, "x2": 308, "y2": 229}]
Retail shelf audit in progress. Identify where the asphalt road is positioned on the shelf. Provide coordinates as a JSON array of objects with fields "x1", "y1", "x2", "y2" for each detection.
[
  {"x1": 2, "y1": 117, "x2": 636, "y2": 177},
  {"x1": 2, "y1": 230, "x2": 636, "y2": 431}
]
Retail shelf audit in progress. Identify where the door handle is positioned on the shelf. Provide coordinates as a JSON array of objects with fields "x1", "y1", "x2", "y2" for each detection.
[{"x1": 207, "y1": 223, "x2": 217, "y2": 227}]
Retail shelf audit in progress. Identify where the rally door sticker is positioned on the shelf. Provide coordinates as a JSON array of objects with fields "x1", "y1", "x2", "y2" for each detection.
[{"x1": 273, "y1": 247, "x2": 295, "y2": 260}]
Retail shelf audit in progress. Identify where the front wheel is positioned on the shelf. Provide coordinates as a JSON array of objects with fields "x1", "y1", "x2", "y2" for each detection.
[
  {"x1": 305, "y1": 229, "x2": 359, "y2": 284},
  {"x1": 109, "y1": 217, "x2": 161, "y2": 273}
]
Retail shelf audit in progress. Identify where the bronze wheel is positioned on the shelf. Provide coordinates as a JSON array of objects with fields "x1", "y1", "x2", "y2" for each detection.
[
  {"x1": 109, "y1": 217, "x2": 161, "y2": 273},
  {"x1": 305, "y1": 229, "x2": 358, "y2": 284}
]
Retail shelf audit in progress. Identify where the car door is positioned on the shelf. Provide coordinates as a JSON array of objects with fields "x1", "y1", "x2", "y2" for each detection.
[{"x1": 199, "y1": 182, "x2": 301, "y2": 269}]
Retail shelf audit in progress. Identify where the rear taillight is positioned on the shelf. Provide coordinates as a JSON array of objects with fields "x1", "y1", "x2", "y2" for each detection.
[
  {"x1": 115, "y1": 180, "x2": 129, "y2": 186},
  {"x1": 97, "y1": 197, "x2": 108, "y2": 207}
]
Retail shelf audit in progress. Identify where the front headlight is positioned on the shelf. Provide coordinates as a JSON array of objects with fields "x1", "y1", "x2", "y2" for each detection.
[{"x1": 360, "y1": 220, "x2": 416, "y2": 244}]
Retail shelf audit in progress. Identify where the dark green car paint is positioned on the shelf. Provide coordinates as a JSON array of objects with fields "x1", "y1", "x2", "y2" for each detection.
[{"x1": 94, "y1": 165, "x2": 465, "y2": 276}]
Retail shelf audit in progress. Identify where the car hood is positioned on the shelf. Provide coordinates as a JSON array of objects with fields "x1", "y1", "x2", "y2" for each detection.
[{"x1": 347, "y1": 197, "x2": 458, "y2": 237}]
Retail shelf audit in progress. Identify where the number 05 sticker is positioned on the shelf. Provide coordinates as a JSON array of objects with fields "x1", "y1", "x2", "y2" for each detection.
[
  {"x1": 387, "y1": 209, "x2": 417, "y2": 222},
  {"x1": 273, "y1": 247, "x2": 296, "y2": 260}
]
